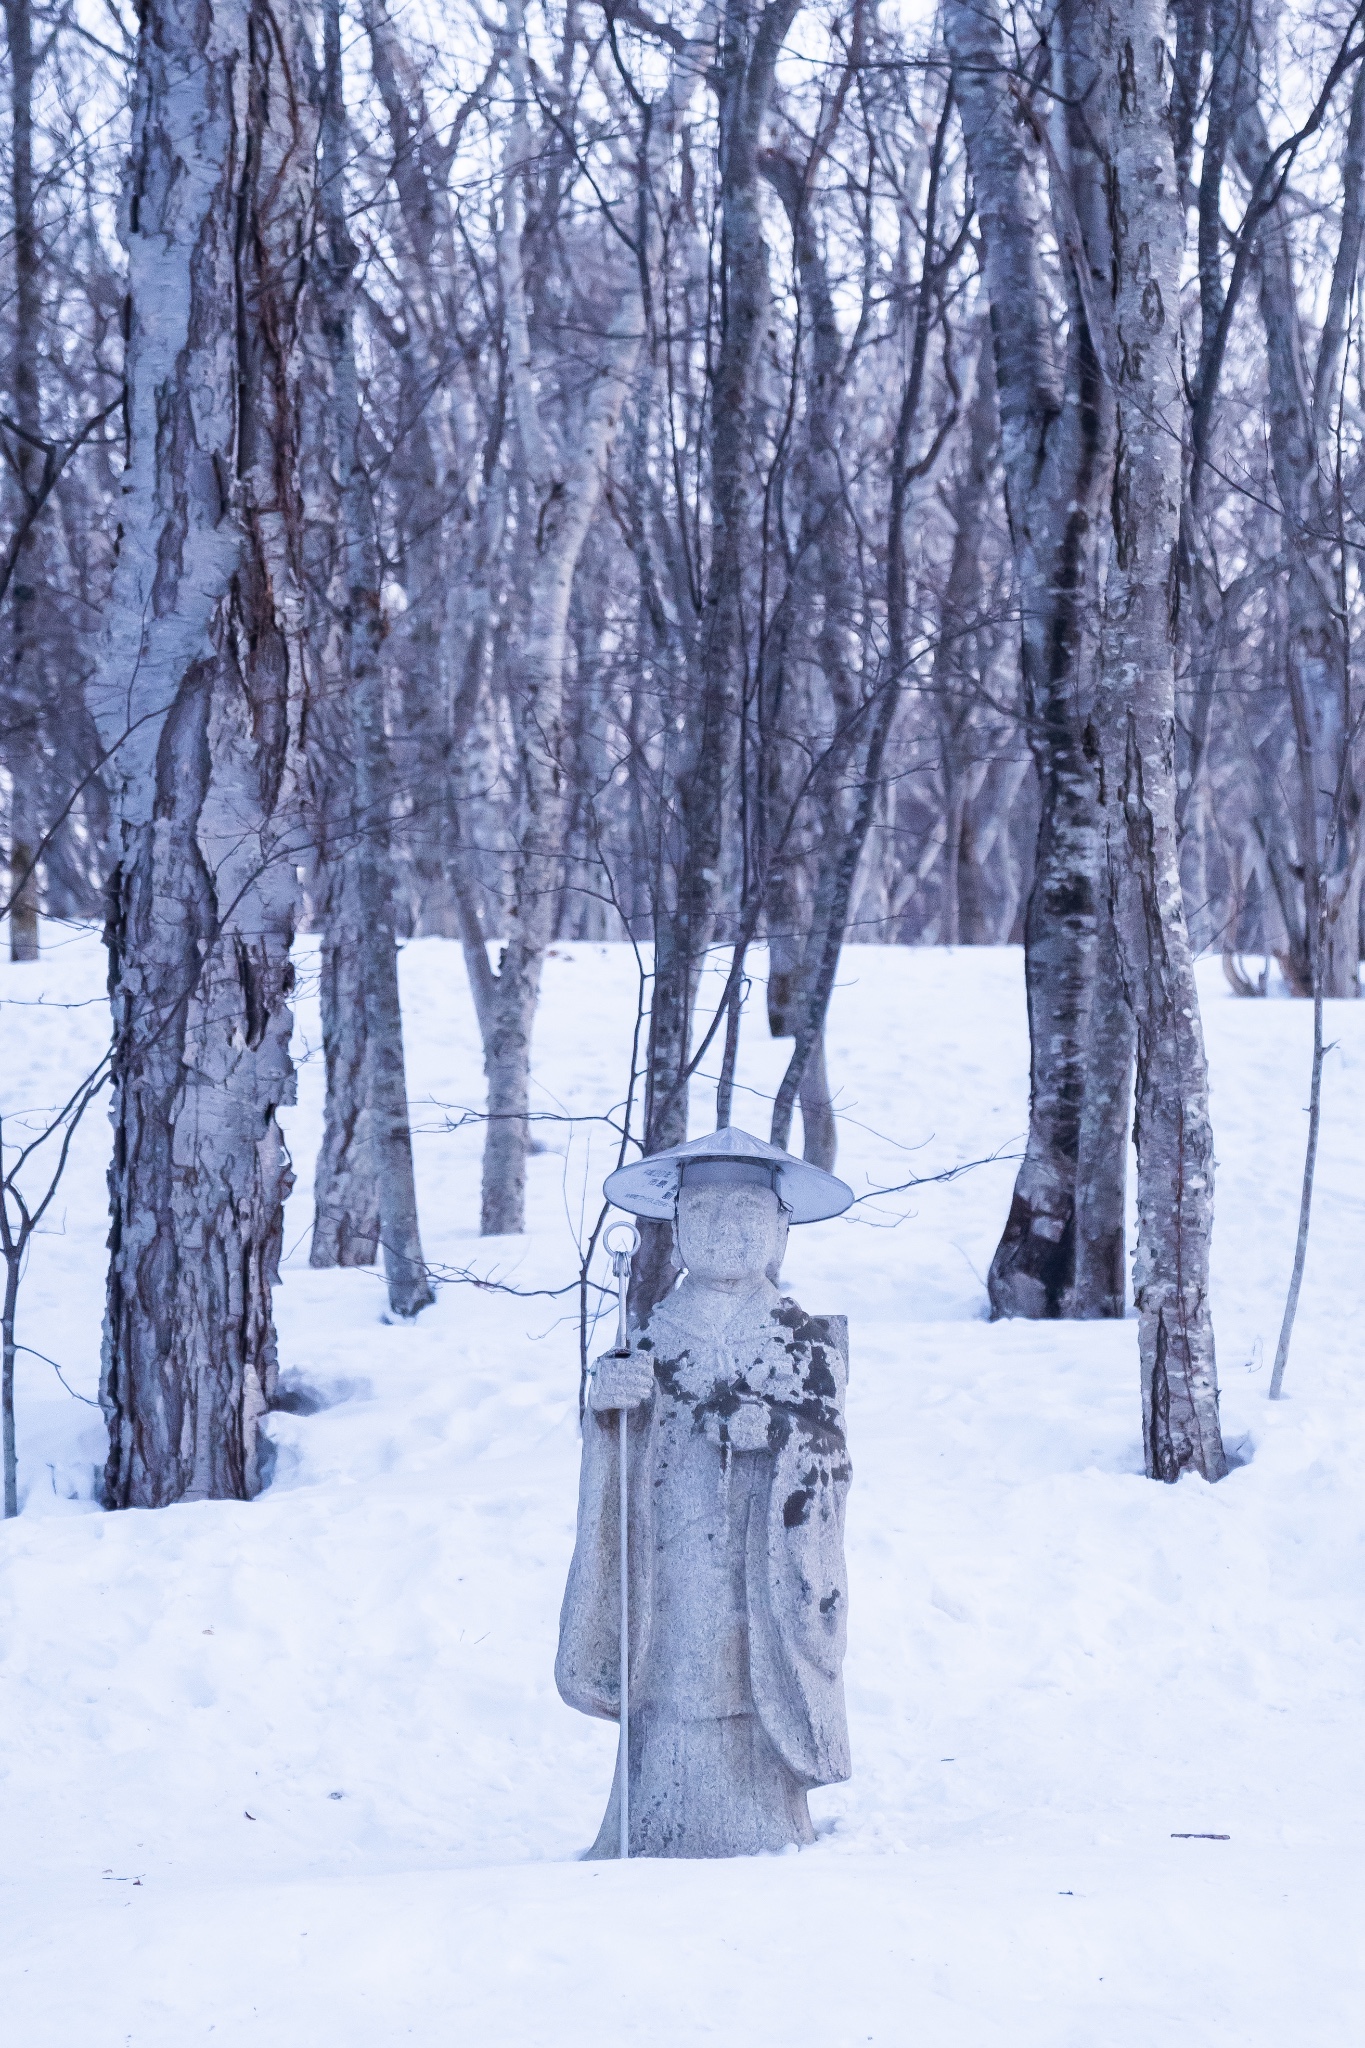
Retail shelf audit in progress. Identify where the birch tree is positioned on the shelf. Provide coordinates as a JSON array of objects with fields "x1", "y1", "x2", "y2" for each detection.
[
  {"x1": 474, "y1": 9, "x2": 643, "y2": 1235},
  {"x1": 945, "y1": 0, "x2": 1130, "y2": 1320},
  {"x1": 1097, "y1": 0, "x2": 1227, "y2": 1482},
  {"x1": 3, "y1": 0, "x2": 40, "y2": 961},
  {"x1": 91, "y1": 0, "x2": 315, "y2": 1507},
  {"x1": 0, "y1": 11, "x2": 124, "y2": 935},
  {"x1": 1232, "y1": 28, "x2": 1365, "y2": 997},
  {"x1": 303, "y1": 0, "x2": 433, "y2": 1317},
  {"x1": 631, "y1": 0, "x2": 800, "y2": 1311},
  {"x1": 359, "y1": 0, "x2": 498, "y2": 946},
  {"x1": 761, "y1": 72, "x2": 967, "y2": 1172},
  {"x1": 757, "y1": 135, "x2": 871, "y2": 1172}
]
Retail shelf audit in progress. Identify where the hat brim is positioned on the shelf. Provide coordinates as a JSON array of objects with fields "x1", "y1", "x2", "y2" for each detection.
[{"x1": 603, "y1": 1140, "x2": 853, "y2": 1226}]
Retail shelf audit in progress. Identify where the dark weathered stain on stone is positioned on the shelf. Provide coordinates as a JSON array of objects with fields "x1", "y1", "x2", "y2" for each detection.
[
  {"x1": 783, "y1": 1487, "x2": 814, "y2": 1527},
  {"x1": 803, "y1": 1349, "x2": 836, "y2": 1399}
]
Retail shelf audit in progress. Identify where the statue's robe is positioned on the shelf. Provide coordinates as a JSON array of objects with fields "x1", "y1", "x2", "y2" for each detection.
[{"x1": 556, "y1": 1281, "x2": 851, "y2": 1857}]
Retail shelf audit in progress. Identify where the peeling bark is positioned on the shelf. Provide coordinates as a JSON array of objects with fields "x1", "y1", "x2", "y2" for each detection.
[
  {"x1": 91, "y1": 0, "x2": 316, "y2": 1506},
  {"x1": 933, "y1": 333, "x2": 999, "y2": 954},
  {"x1": 1071, "y1": 904, "x2": 1134, "y2": 1318},
  {"x1": 632, "y1": 0, "x2": 800, "y2": 1312},
  {"x1": 5, "y1": 0, "x2": 41, "y2": 963},
  {"x1": 758, "y1": 145, "x2": 863, "y2": 1170},
  {"x1": 1235, "y1": 56, "x2": 1365, "y2": 999},
  {"x1": 478, "y1": 22, "x2": 642, "y2": 1234},
  {"x1": 1098, "y1": 0, "x2": 1226, "y2": 1482},
  {"x1": 304, "y1": 0, "x2": 433, "y2": 1316},
  {"x1": 946, "y1": 0, "x2": 1120, "y2": 1320},
  {"x1": 310, "y1": 855, "x2": 380, "y2": 1268}
]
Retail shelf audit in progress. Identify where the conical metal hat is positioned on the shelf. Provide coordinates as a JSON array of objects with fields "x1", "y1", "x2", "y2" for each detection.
[{"x1": 603, "y1": 1124, "x2": 853, "y2": 1225}]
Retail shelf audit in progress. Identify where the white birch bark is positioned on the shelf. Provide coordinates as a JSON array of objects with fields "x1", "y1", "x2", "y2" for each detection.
[
  {"x1": 310, "y1": 856, "x2": 379, "y2": 1269},
  {"x1": 305, "y1": 0, "x2": 433, "y2": 1316},
  {"x1": 479, "y1": 5, "x2": 707, "y2": 1234},
  {"x1": 89, "y1": 0, "x2": 315, "y2": 1505},
  {"x1": 4, "y1": 0, "x2": 41, "y2": 963},
  {"x1": 946, "y1": 0, "x2": 1122, "y2": 1320},
  {"x1": 361, "y1": 0, "x2": 483, "y2": 939},
  {"x1": 1098, "y1": 0, "x2": 1226, "y2": 1482},
  {"x1": 631, "y1": 0, "x2": 796, "y2": 1313},
  {"x1": 1234, "y1": 60, "x2": 1365, "y2": 999}
]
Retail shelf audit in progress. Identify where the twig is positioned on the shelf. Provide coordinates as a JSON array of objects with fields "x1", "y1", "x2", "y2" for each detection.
[
  {"x1": 424, "y1": 1256, "x2": 612, "y2": 1304},
  {"x1": 15, "y1": 1344, "x2": 99, "y2": 1407},
  {"x1": 850, "y1": 1147, "x2": 1024, "y2": 1206}
]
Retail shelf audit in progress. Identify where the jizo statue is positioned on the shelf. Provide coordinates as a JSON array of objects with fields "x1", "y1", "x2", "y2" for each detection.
[{"x1": 556, "y1": 1126, "x2": 854, "y2": 1858}]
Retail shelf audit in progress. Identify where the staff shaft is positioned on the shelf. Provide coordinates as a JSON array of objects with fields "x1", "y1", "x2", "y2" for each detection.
[
  {"x1": 602, "y1": 1222, "x2": 639, "y2": 1863},
  {"x1": 619, "y1": 1403, "x2": 629, "y2": 1860}
]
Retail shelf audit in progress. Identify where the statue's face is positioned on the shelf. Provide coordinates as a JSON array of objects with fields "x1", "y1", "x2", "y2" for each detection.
[{"x1": 675, "y1": 1182, "x2": 787, "y2": 1284}]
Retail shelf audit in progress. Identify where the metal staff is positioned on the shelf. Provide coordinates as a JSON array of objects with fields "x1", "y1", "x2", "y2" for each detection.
[{"x1": 603, "y1": 1219, "x2": 640, "y2": 1860}]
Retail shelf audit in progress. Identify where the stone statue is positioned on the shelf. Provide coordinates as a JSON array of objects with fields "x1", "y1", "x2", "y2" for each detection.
[{"x1": 556, "y1": 1127, "x2": 854, "y2": 1858}]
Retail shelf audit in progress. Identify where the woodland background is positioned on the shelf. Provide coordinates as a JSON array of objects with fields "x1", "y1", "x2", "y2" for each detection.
[{"x1": 2, "y1": 0, "x2": 1364, "y2": 1511}]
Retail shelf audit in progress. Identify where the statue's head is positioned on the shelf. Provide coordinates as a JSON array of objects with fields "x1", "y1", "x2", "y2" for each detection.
[{"x1": 673, "y1": 1161, "x2": 790, "y2": 1284}]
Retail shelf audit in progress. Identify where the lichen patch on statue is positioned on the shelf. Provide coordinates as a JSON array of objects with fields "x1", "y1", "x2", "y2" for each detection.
[{"x1": 556, "y1": 1128, "x2": 853, "y2": 1859}]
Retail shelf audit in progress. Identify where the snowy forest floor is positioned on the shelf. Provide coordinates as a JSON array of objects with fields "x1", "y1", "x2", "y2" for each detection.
[{"x1": 1, "y1": 932, "x2": 1362, "y2": 2045}]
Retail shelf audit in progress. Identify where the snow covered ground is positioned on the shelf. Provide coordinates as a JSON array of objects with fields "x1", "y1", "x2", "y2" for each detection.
[{"x1": 1, "y1": 928, "x2": 1362, "y2": 2045}]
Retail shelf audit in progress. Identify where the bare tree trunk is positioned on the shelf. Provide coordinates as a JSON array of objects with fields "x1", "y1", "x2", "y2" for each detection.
[
  {"x1": 311, "y1": 856, "x2": 379, "y2": 1267},
  {"x1": 758, "y1": 133, "x2": 876, "y2": 1176},
  {"x1": 767, "y1": 678, "x2": 899, "y2": 1157},
  {"x1": 1235, "y1": 50, "x2": 1365, "y2": 999},
  {"x1": 389, "y1": 370, "x2": 452, "y2": 937},
  {"x1": 714, "y1": 942, "x2": 746, "y2": 1128},
  {"x1": 359, "y1": 0, "x2": 511, "y2": 980},
  {"x1": 798, "y1": 1028, "x2": 837, "y2": 1172},
  {"x1": 303, "y1": 279, "x2": 379, "y2": 1271},
  {"x1": 632, "y1": 0, "x2": 800, "y2": 1310},
  {"x1": 930, "y1": 329, "x2": 999, "y2": 951},
  {"x1": 307, "y1": 0, "x2": 433, "y2": 1316},
  {"x1": 91, "y1": 0, "x2": 315, "y2": 1508},
  {"x1": 1071, "y1": 907, "x2": 1134, "y2": 1317},
  {"x1": 963, "y1": 754, "x2": 1034, "y2": 943},
  {"x1": 350, "y1": 561, "x2": 434, "y2": 1316},
  {"x1": 4, "y1": 0, "x2": 40, "y2": 962},
  {"x1": 358, "y1": 1, "x2": 471, "y2": 943},
  {"x1": 1176, "y1": 0, "x2": 1248, "y2": 955},
  {"x1": 1099, "y1": 0, "x2": 1226, "y2": 1483},
  {"x1": 6, "y1": 779, "x2": 37, "y2": 961},
  {"x1": 947, "y1": 0, "x2": 1118, "y2": 1320},
  {"x1": 479, "y1": 12, "x2": 641, "y2": 1234}
]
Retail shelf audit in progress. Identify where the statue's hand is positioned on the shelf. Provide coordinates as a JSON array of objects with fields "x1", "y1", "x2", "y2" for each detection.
[
  {"x1": 705, "y1": 1400, "x2": 771, "y2": 1453},
  {"x1": 589, "y1": 1353, "x2": 655, "y2": 1412}
]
